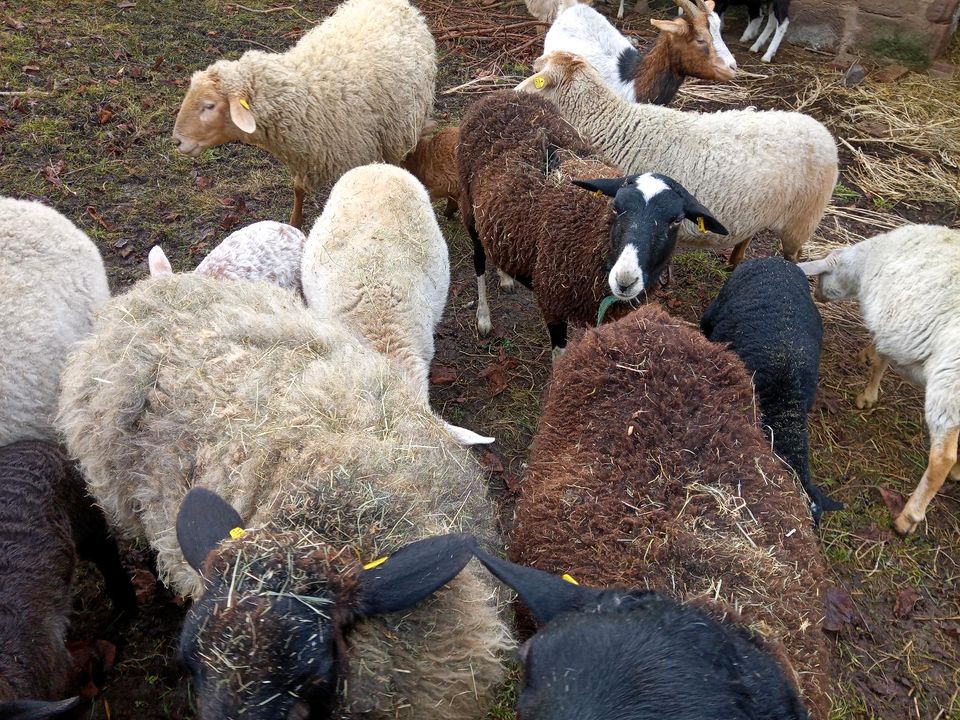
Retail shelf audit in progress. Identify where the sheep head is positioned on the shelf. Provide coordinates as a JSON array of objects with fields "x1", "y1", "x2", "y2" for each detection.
[
  {"x1": 798, "y1": 248, "x2": 859, "y2": 302},
  {"x1": 173, "y1": 63, "x2": 257, "y2": 158},
  {"x1": 652, "y1": 0, "x2": 737, "y2": 81},
  {"x1": 175, "y1": 488, "x2": 475, "y2": 720},
  {"x1": 572, "y1": 172, "x2": 727, "y2": 301},
  {"x1": 515, "y1": 51, "x2": 587, "y2": 97}
]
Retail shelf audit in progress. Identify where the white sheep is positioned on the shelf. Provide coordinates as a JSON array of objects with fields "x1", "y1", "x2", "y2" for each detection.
[
  {"x1": 172, "y1": 0, "x2": 436, "y2": 229},
  {"x1": 517, "y1": 51, "x2": 838, "y2": 264},
  {"x1": 0, "y1": 197, "x2": 109, "y2": 445},
  {"x1": 148, "y1": 220, "x2": 305, "y2": 292},
  {"x1": 57, "y1": 275, "x2": 513, "y2": 720},
  {"x1": 798, "y1": 224, "x2": 960, "y2": 535},
  {"x1": 302, "y1": 164, "x2": 493, "y2": 445}
]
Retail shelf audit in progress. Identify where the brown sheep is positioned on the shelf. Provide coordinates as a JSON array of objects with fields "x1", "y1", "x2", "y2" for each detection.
[
  {"x1": 401, "y1": 122, "x2": 461, "y2": 219},
  {"x1": 508, "y1": 305, "x2": 833, "y2": 717}
]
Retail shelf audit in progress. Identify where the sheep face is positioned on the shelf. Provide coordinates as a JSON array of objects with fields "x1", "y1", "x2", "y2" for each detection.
[
  {"x1": 798, "y1": 247, "x2": 860, "y2": 302},
  {"x1": 469, "y1": 545, "x2": 808, "y2": 720},
  {"x1": 173, "y1": 67, "x2": 256, "y2": 158},
  {"x1": 573, "y1": 173, "x2": 727, "y2": 300}
]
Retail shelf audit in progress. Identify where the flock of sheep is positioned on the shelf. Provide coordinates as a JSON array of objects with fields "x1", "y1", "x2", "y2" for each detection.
[{"x1": 0, "y1": 0, "x2": 958, "y2": 718}]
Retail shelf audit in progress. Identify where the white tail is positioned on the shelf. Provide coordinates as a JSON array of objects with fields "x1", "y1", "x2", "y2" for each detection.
[{"x1": 148, "y1": 245, "x2": 174, "y2": 277}]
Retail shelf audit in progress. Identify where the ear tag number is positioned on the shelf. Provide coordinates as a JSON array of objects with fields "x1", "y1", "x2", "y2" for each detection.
[
  {"x1": 229, "y1": 527, "x2": 246, "y2": 540},
  {"x1": 238, "y1": 97, "x2": 251, "y2": 110},
  {"x1": 533, "y1": 76, "x2": 546, "y2": 89},
  {"x1": 364, "y1": 556, "x2": 389, "y2": 570},
  {"x1": 561, "y1": 573, "x2": 579, "y2": 585},
  {"x1": 696, "y1": 216, "x2": 706, "y2": 233}
]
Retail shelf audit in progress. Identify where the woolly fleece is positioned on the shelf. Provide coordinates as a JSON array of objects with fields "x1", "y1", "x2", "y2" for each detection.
[
  {"x1": 0, "y1": 197, "x2": 109, "y2": 445},
  {"x1": 509, "y1": 304, "x2": 833, "y2": 717}
]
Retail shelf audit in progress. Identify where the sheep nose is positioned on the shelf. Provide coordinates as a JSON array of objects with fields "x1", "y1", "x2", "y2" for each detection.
[{"x1": 616, "y1": 274, "x2": 637, "y2": 293}]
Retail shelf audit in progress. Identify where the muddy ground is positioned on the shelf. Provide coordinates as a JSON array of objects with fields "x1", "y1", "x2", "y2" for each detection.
[{"x1": 1, "y1": 1, "x2": 959, "y2": 718}]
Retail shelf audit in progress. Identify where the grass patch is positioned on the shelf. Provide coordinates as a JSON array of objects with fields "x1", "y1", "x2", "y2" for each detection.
[{"x1": 868, "y1": 34, "x2": 931, "y2": 71}]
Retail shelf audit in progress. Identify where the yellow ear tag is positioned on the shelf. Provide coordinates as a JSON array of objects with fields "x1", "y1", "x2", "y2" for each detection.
[
  {"x1": 238, "y1": 97, "x2": 250, "y2": 110},
  {"x1": 533, "y1": 76, "x2": 546, "y2": 89},
  {"x1": 593, "y1": 190, "x2": 603, "y2": 198},
  {"x1": 696, "y1": 216, "x2": 706, "y2": 233},
  {"x1": 363, "y1": 556, "x2": 389, "y2": 570},
  {"x1": 561, "y1": 573, "x2": 579, "y2": 585},
  {"x1": 229, "y1": 527, "x2": 246, "y2": 540}
]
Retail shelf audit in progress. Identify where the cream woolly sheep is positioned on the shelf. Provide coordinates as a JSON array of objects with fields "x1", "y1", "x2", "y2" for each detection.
[
  {"x1": 57, "y1": 275, "x2": 513, "y2": 720},
  {"x1": 172, "y1": 0, "x2": 436, "y2": 229},
  {"x1": 518, "y1": 51, "x2": 838, "y2": 265},
  {"x1": 799, "y1": 224, "x2": 960, "y2": 535},
  {"x1": 148, "y1": 220, "x2": 305, "y2": 292},
  {"x1": 0, "y1": 197, "x2": 109, "y2": 446},
  {"x1": 302, "y1": 164, "x2": 493, "y2": 445}
]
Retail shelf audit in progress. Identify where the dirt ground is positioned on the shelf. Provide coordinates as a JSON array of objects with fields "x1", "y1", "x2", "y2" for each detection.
[{"x1": 2, "y1": 0, "x2": 959, "y2": 718}]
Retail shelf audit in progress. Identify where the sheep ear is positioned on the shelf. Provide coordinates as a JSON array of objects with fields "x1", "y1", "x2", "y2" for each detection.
[
  {"x1": 176, "y1": 488, "x2": 246, "y2": 572},
  {"x1": 470, "y1": 543, "x2": 604, "y2": 624},
  {"x1": 148, "y1": 245, "x2": 173, "y2": 277},
  {"x1": 357, "y1": 534, "x2": 475, "y2": 616},
  {"x1": 654, "y1": 174, "x2": 728, "y2": 235},
  {"x1": 0, "y1": 697, "x2": 81, "y2": 720},
  {"x1": 228, "y1": 95, "x2": 256, "y2": 134},
  {"x1": 797, "y1": 257, "x2": 832, "y2": 276},
  {"x1": 572, "y1": 177, "x2": 628, "y2": 198},
  {"x1": 651, "y1": 18, "x2": 687, "y2": 34},
  {"x1": 443, "y1": 421, "x2": 495, "y2": 446}
]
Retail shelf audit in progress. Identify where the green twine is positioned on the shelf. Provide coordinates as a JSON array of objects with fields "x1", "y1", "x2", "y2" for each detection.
[{"x1": 596, "y1": 295, "x2": 619, "y2": 326}]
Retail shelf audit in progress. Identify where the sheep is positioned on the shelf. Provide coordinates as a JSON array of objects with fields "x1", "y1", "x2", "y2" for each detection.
[
  {"x1": 457, "y1": 90, "x2": 727, "y2": 358},
  {"x1": 517, "y1": 51, "x2": 838, "y2": 265},
  {"x1": 172, "y1": 0, "x2": 436, "y2": 229},
  {"x1": 57, "y1": 274, "x2": 514, "y2": 720},
  {"x1": 301, "y1": 163, "x2": 493, "y2": 445},
  {"x1": 700, "y1": 257, "x2": 843, "y2": 524},
  {"x1": 400, "y1": 122, "x2": 461, "y2": 219},
  {"x1": 544, "y1": 0, "x2": 737, "y2": 105},
  {"x1": 499, "y1": 304, "x2": 833, "y2": 716},
  {"x1": 0, "y1": 197, "x2": 109, "y2": 447},
  {"x1": 798, "y1": 224, "x2": 960, "y2": 535},
  {"x1": 148, "y1": 220, "x2": 306, "y2": 293},
  {"x1": 715, "y1": 0, "x2": 791, "y2": 62},
  {"x1": 0, "y1": 441, "x2": 135, "y2": 720}
]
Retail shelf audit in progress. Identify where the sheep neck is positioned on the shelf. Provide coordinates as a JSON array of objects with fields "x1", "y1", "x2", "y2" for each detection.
[{"x1": 631, "y1": 38, "x2": 683, "y2": 106}]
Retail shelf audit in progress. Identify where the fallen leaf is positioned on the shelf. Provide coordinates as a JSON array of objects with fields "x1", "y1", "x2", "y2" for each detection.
[
  {"x1": 477, "y1": 450, "x2": 504, "y2": 474},
  {"x1": 196, "y1": 175, "x2": 212, "y2": 189},
  {"x1": 96, "y1": 107, "x2": 114, "y2": 124},
  {"x1": 822, "y1": 585, "x2": 855, "y2": 633},
  {"x1": 853, "y1": 525, "x2": 893, "y2": 543},
  {"x1": 130, "y1": 64, "x2": 143, "y2": 79},
  {"x1": 430, "y1": 364, "x2": 457, "y2": 385},
  {"x1": 893, "y1": 588, "x2": 921, "y2": 619},
  {"x1": 220, "y1": 213, "x2": 240, "y2": 231},
  {"x1": 480, "y1": 348, "x2": 517, "y2": 396},
  {"x1": 132, "y1": 568, "x2": 157, "y2": 604},
  {"x1": 22, "y1": 62, "x2": 40, "y2": 72},
  {"x1": 151, "y1": 54, "x2": 165, "y2": 70},
  {"x1": 4, "y1": 15, "x2": 25, "y2": 30},
  {"x1": 161, "y1": 210, "x2": 181, "y2": 222},
  {"x1": 41, "y1": 159, "x2": 65, "y2": 188},
  {"x1": 117, "y1": 0, "x2": 136, "y2": 7},
  {"x1": 878, "y1": 486, "x2": 906, "y2": 517},
  {"x1": 812, "y1": 387, "x2": 843, "y2": 416}
]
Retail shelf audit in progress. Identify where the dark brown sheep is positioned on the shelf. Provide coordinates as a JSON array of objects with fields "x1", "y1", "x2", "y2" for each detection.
[
  {"x1": 508, "y1": 305, "x2": 833, "y2": 717},
  {"x1": 0, "y1": 441, "x2": 135, "y2": 719}
]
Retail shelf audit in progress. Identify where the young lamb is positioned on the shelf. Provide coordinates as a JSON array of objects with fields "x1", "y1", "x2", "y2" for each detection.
[
  {"x1": 172, "y1": 0, "x2": 436, "y2": 229},
  {"x1": 400, "y1": 122, "x2": 461, "y2": 219},
  {"x1": 500, "y1": 305, "x2": 833, "y2": 716},
  {"x1": 715, "y1": 0, "x2": 791, "y2": 62},
  {"x1": 0, "y1": 197, "x2": 109, "y2": 447},
  {"x1": 545, "y1": 0, "x2": 737, "y2": 105},
  {"x1": 0, "y1": 441, "x2": 135, "y2": 720},
  {"x1": 302, "y1": 163, "x2": 493, "y2": 445},
  {"x1": 701, "y1": 257, "x2": 843, "y2": 524},
  {"x1": 517, "y1": 51, "x2": 838, "y2": 265},
  {"x1": 57, "y1": 275, "x2": 513, "y2": 720},
  {"x1": 798, "y1": 224, "x2": 960, "y2": 535},
  {"x1": 148, "y1": 220, "x2": 306, "y2": 292},
  {"x1": 457, "y1": 90, "x2": 726, "y2": 357}
]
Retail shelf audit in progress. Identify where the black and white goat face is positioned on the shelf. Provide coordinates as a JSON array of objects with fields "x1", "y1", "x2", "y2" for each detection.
[{"x1": 574, "y1": 173, "x2": 728, "y2": 301}]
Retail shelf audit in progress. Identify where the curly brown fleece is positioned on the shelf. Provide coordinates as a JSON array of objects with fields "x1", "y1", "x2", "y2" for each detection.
[
  {"x1": 457, "y1": 91, "x2": 631, "y2": 328},
  {"x1": 509, "y1": 304, "x2": 833, "y2": 718}
]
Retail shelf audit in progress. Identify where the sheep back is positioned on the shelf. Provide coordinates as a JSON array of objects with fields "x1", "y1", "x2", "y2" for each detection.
[
  {"x1": 510, "y1": 304, "x2": 832, "y2": 716},
  {"x1": 458, "y1": 91, "x2": 626, "y2": 326},
  {"x1": 0, "y1": 198, "x2": 109, "y2": 445},
  {"x1": 302, "y1": 164, "x2": 449, "y2": 399}
]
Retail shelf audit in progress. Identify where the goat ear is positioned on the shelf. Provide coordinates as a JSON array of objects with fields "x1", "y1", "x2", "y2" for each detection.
[
  {"x1": 704, "y1": 0, "x2": 716, "y2": 11},
  {"x1": 228, "y1": 95, "x2": 256, "y2": 134},
  {"x1": 572, "y1": 176, "x2": 628, "y2": 198},
  {"x1": 653, "y1": 174, "x2": 728, "y2": 235},
  {"x1": 470, "y1": 542, "x2": 604, "y2": 624},
  {"x1": 443, "y1": 421, "x2": 495, "y2": 446},
  {"x1": 148, "y1": 245, "x2": 174, "y2": 277},
  {"x1": 797, "y1": 257, "x2": 832, "y2": 277},
  {"x1": 356, "y1": 534, "x2": 475, "y2": 616},
  {"x1": 176, "y1": 488, "x2": 246, "y2": 572},
  {"x1": 0, "y1": 697, "x2": 81, "y2": 720},
  {"x1": 650, "y1": 18, "x2": 687, "y2": 34}
]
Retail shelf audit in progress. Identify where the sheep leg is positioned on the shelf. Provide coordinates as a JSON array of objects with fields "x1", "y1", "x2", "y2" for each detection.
[
  {"x1": 727, "y1": 239, "x2": 750, "y2": 268},
  {"x1": 468, "y1": 219, "x2": 493, "y2": 336},
  {"x1": 761, "y1": 17, "x2": 789, "y2": 62},
  {"x1": 497, "y1": 268, "x2": 517, "y2": 293},
  {"x1": 855, "y1": 344, "x2": 888, "y2": 409},
  {"x1": 73, "y1": 499, "x2": 137, "y2": 617},
  {"x1": 443, "y1": 197, "x2": 459, "y2": 219},
  {"x1": 749, "y1": 13, "x2": 777, "y2": 53},
  {"x1": 894, "y1": 427, "x2": 959, "y2": 535},
  {"x1": 290, "y1": 184, "x2": 306, "y2": 229},
  {"x1": 548, "y1": 322, "x2": 567, "y2": 363}
]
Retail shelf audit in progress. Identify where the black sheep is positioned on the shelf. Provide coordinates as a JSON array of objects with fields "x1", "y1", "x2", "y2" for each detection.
[
  {"x1": 0, "y1": 441, "x2": 135, "y2": 720},
  {"x1": 700, "y1": 257, "x2": 842, "y2": 524}
]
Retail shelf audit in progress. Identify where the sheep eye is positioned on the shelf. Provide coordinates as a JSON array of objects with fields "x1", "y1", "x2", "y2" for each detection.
[
  {"x1": 670, "y1": 216, "x2": 683, "y2": 226},
  {"x1": 202, "y1": 101, "x2": 216, "y2": 111}
]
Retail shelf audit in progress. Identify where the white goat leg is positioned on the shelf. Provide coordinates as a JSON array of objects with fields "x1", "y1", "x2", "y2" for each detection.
[
  {"x1": 617, "y1": 0, "x2": 625, "y2": 18},
  {"x1": 740, "y1": 14, "x2": 764, "y2": 42},
  {"x1": 761, "y1": 17, "x2": 789, "y2": 62},
  {"x1": 497, "y1": 268, "x2": 517, "y2": 293},
  {"x1": 476, "y1": 274, "x2": 493, "y2": 336},
  {"x1": 749, "y1": 13, "x2": 777, "y2": 53}
]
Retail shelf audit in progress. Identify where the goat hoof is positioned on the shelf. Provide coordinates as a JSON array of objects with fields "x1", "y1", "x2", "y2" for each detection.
[
  {"x1": 855, "y1": 392, "x2": 876, "y2": 410},
  {"x1": 477, "y1": 316, "x2": 493, "y2": 337},
  {"x1": 893, "y1": 511, "x2": 919, "y2": 536},
  {"x1": 761, "y1": 54, "x2": 774, "y2": 63}
]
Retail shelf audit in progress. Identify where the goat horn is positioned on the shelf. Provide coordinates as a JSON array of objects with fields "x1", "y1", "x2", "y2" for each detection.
[{"x1": 674, "y1": 0, "x2": 700, "y2": 17}]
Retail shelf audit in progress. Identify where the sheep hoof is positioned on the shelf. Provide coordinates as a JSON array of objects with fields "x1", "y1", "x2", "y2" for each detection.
[
  {"x1": 551, "y1": 346, "x2": 566, "y2": 364},
  {"x1": 497, "y1": 270, "x2": 517, "y2": 293},
  {"x1": 855, "y1": 392, "x2": 876, "y2": 410},
  {"x1": 893, "y1": 511, "x2": 920, "y2": 536},
  {"x1": 477, "y1": 314, "x2": 493, "y2": 337}
]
